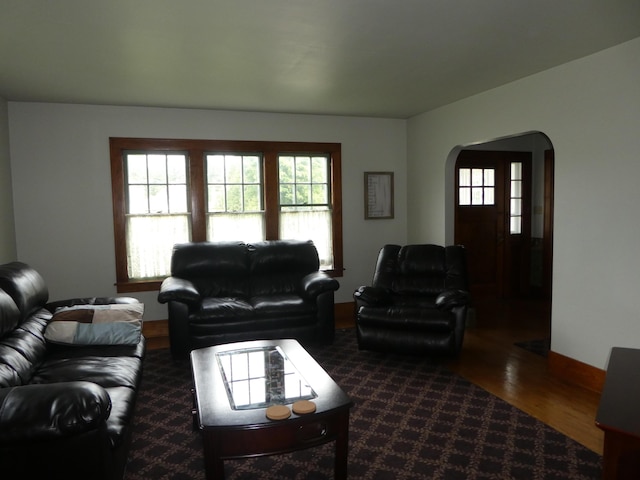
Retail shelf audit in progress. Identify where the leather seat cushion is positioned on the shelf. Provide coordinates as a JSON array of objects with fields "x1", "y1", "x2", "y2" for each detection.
[
  {"x1": 251, "y1": 294, "x2": 315, "y2": 317},
  {"x1": 191, "y1": 295, "x2": 315, "y2": 323},
  {"x1": 30, "y1": 356, "x2": 142, "y2": 390},
  {"x1": 357, "y1": 306, "x2": 455, "y2": 332},
  {"x1": 104, "y1": 386, "x2": 138, "y2": 448},
  {"x1": 191, "y1": 297, "x2": 254, "y2": 322}
]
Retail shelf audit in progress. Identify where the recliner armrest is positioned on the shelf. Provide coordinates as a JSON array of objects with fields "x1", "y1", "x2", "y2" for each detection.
[
  {"x1": 301, "y1": 272, "x2": 340, "y2": 299},
  {"x1": 353, "y1": 286, "x2": 392, "y2": 306},
  {"x1": 0, "y1": 382, "x2": 111, "y2": 443},
  {"x1": 157, "y1": 277, "x2": 200, "y2": 306},
  {"x1": 435, "y1": 289, "x2": 470, "y2": 310}
]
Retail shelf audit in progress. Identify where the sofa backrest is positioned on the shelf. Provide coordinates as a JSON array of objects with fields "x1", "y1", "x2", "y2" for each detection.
[
  {"x1": 248, "y1": 240, "x2": 320, "y2": 296},
  {"x1": 0, "y1": 262, "x2": 49, "y2": 323},
  {"x1": 170, "y1": 240, "x2": 321, "y2": 297},
  {"x1": 0, "y1": 262, "x2": 50, "y2": 387},
  {"x1": 170, "y1": 241, "x2": 249, "y2": 297},
  {"x1": 373, "y1": 244, "x2": 468, "y2": 296},
  {"x1": 0, "y1": 289, "x2": 21, "y2": 339}
]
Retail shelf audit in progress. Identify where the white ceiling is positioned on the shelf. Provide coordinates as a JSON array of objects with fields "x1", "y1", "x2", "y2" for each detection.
[{"x1": 2, "y1": 0, "x2": 639, "y2": 119}]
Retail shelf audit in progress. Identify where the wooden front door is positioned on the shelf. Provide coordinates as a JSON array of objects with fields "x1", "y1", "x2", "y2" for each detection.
[{"x1": 454, "y1": 150, "x2": 532, "y2": 299}]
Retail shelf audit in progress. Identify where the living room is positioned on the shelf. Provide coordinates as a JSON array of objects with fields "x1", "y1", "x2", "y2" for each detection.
[{"x1": 1, "y1": 2, "x2": 640, "y2": 477}]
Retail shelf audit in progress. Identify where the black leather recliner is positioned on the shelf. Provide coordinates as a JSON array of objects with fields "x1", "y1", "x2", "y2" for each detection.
[
  {"x1": 354, "y1": 244, "x2": 470, "y2": 356},
  {"x1": 158, "y1": 240, "x2": 340, "y2": 358}
]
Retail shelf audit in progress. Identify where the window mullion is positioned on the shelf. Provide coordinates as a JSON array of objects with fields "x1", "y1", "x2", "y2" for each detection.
[
  {"x1": 330, "y1": 150, "x2": 343, "y2": 274},
  {"x1": 189, "y1": 149, "x2": 207, "y2": 242},
  {"x1": 263, "y1": 150, "x2": 279, "y2": 240}
]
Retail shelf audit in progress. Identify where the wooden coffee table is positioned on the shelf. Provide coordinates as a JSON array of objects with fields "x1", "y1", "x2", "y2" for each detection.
[{"x1": 190, "y1": 339, "x2": 354, "y2": 479}]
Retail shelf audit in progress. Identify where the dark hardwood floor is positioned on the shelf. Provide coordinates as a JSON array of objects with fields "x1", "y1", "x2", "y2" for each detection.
[{"x1": 447, "y1": 296, "x2": 603, "y2": 454}]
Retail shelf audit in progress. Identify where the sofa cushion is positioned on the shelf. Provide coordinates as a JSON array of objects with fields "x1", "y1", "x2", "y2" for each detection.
[
  {"x1": 251, "y1": 294, "x2": 316, "y2": 317},
  {"x1": 45, "y1": 304, "x2": 143, "y2": 346},
  {"x1": 0, "y1": 262, "x2": 49, "y2": 321},
  {"x1": 31, "y1": 355, "x2": 142, "y2": 390},
  {"x1": 191, "y1": 297, "x2": 254, "y2": 322},
  {"x1": 102, "y1": 386, "x2": 139, "y2": 448},
  {"x1": 249, "y1": 240, "x2": 320, "y2": 296},
  {"x1": 0, "y1": 289, "x2": 21, "y2": 337},
  {"x1": 357, "y1": 306, "x2": 455, "y2": 332},
  {"x1": 0, "y1": 314, "x2": 49, "y2": 388},
  {"x1": 171, "y1": 241, "x2": 249, "y2": 297},
  {"x1": 392, "y1": 245, "x2": 448, "y2": 296}
]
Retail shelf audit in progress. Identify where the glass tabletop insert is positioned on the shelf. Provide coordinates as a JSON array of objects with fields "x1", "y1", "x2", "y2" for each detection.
[{"x1": 216, "y1": 345, "x2": 317, "y2": 410}]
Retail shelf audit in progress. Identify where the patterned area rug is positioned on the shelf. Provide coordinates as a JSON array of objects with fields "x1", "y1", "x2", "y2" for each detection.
[{"x1": 126, "y1": 329, "x2": 601, "y2": 479}]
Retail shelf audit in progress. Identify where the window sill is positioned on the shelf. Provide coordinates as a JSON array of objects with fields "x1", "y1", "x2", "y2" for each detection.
[{"x1": 116, "y1": 279, "x2": 163, "y2": 293}]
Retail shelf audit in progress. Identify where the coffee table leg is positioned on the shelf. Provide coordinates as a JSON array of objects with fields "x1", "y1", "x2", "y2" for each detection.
[
  {"x1": 202, "y1": 432, "x2": 225, "y2": 480},
  {"x1": 334, "y1": 410, "x2": 350, "y2": 480}
]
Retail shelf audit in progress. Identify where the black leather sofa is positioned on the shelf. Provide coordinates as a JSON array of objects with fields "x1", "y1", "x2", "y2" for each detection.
[
  {"x1": 354, "y1": 244, "x2": 470, "y2": 356},
  {"x1": 158, "y1": 240, "x2": 340, "y2": 359},
  {"x1": 0, "y1": 262, "x2": 145, "y2": 480}
]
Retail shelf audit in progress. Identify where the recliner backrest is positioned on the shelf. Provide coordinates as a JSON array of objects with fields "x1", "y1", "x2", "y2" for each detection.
[
  {"x1": 373, "y1": 244, "x2": 468, "y2": 296},
  {"x1": 394, "y1": 244, "x2": 448, "y2": 295}
]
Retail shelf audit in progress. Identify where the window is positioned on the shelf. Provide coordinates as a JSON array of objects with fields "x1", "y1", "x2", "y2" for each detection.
[
  {"x1": 278, "y1": 155, "x2": 333, "y2": 267},
  {"x1": 206, "y1": 153, "x2": 265, "y2": 242},
  {"x1": 124, "y1": 152, "x2": 189, "y2": 279},
  {"x1": 509, "y1": 162, "x2": 523, "y2": 234},
  {"x1": 458, "y1": 167, "x2": 495, "y2": 205},
  {"x1": 110, "y1": 138, "x2": 343, "y2": 292}
]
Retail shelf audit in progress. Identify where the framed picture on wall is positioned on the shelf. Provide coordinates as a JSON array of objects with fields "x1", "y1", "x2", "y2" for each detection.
[{"x1": 364, "y1": 172, "x2": 394, "y2": 219}]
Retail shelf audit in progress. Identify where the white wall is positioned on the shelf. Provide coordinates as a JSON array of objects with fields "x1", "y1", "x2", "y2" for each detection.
[
  {"x1": 8, "y1": 104, "x2": 407, "y2": 320},
  {"x1": 0, "y1": 97, "x2": 17, "y2": 263},
  {"x1": 407, "y1": 37, "x2": 640, "y2": 370}
]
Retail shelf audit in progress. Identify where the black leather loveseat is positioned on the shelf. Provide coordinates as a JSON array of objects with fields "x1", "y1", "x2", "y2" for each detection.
[
  {"x1": 0, "y1": 262, "x2": 145, "y2": 480},
  {"x1": 158, "y1": 240, "x2": 340, "y2": 358}
]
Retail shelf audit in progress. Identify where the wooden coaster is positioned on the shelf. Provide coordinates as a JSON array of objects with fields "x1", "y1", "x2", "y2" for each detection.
[
  {"x1": 266, "y1": 405, "x2": 291, "y2": 420},
  {"x1": 292, "y1": 400, "x2": 316, "y2": 415}
]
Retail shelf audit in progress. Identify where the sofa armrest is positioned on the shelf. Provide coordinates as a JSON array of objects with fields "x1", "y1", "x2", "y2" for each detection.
[
  {"x1": 300, "y1": 272, "x2": 339, "y2": 299},
  {"x1": 353, "y1": 286, "x2": 392, "y2": 306},
  {"x1": 0, "y1": 382, "x2": 111, "y2": 443},
  {"x1": 435, "y1": 289, "x2": 470, "y2": 310},
  {"x1": 157, "y1": 277, "x2": 200, "y2": 306}
]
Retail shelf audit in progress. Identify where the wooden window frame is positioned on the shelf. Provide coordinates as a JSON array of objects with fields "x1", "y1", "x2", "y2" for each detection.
[{"x1": 110, "y1": 137, "x2": 343, "y2": 293}]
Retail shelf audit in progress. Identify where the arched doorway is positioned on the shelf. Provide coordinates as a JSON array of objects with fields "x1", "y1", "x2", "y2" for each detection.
[{"x1": 446, "y1": 132, "x2": 554, "y2": 336}]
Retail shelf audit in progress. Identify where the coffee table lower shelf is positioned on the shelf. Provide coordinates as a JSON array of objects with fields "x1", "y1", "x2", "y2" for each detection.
[{"x1": 198, "y1": 408, "x2": 350, "y2": 479}]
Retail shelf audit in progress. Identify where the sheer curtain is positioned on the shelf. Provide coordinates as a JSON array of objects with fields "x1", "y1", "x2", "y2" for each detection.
[
  {"x1": 280, "y1": 210, "x2": 333, "y2": 268},
  {"x1": 207, "y1": 213, "x2": 265, "y2": 242},
  {"x1": 127, "y1": 215, "x2": 190, "y2": 279}
]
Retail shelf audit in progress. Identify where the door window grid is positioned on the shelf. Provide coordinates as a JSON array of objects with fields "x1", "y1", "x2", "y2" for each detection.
[
  {"x1": 510, "y1": 162, "x2": 523, "y2": 234},
  {"x1": 458, "y1": 167, "x2": 495, "y2": 206}
]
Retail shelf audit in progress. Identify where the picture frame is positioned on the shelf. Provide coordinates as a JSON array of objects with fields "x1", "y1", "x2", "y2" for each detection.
[{"x1": 364, "y1": 172, "x2": 394, "y2": 219}]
